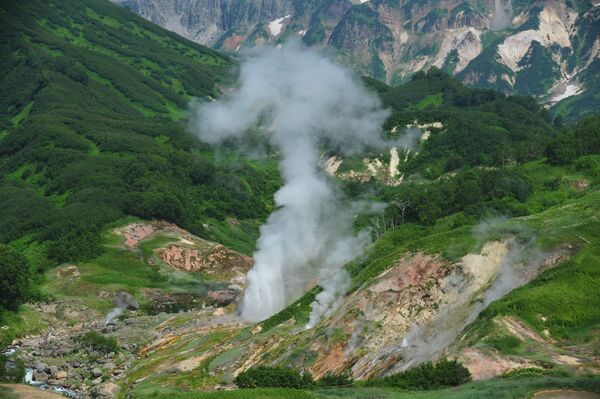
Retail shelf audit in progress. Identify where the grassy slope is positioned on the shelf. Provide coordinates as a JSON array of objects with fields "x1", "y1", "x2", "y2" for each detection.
[
  {"x1": 0, "y1": 1, "x2": 598, "y2": 397},
  {"x1": 122, "y1": 156, "x2": 600, "y2": 398},
  {"x1": 0, "y1": 0, "x2": 281, "y2": 346}
]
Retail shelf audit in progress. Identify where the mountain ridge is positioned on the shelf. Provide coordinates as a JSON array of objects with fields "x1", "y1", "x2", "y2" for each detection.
[{"x1": 112, "y1": 0, "x2": 600, "y2": 121}]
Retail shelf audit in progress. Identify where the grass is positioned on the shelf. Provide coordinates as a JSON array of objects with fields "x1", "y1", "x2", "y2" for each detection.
[
  {"x1": 485, "y1": 334, "x2": 523, "y2": 355},
  {"x1": 131, "y1": 376, "x2": 600, "y2": 399},
  {"x1": 10, "y1": 101, "x2": 33, "y2": 126},
  {"x1": 142, "y1": 388, "x2": 316, "y2": 399},
  {"x1": 412, "y1": 93, "x2": 443, "y2": 110},
  {"x1": 0, "y1": 307, "x2": 46, "y2": 348},
  {"x1": 315, "y1": 376, "x2": 600, "y2": 398}
]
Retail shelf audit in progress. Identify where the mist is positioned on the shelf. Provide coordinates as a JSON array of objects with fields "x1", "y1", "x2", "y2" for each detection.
[
  {"x1": 189, "y1": 40, "x2": 415, "y2": 324},
  {"x1": 392, "y1": 219, "x2": 546, "y2": 371},
  {"x1": 491, "y1": 0, "x2": 513, "y2": 31}
]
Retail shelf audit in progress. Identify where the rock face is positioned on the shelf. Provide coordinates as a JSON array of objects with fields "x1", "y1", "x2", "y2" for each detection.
[
  {"x1": 158, "y1": 243, "x2": 254, "y2": 279},
  {"x1": 111, "y1": 0, "x2": 600, "y2": 118}
]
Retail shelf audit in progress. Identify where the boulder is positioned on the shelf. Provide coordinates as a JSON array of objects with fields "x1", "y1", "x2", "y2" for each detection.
[
  {"x1": 56, "y1": 370, "x2": 68, "y2": 379},
  {"x1": 33, "y1": 371, "x2": 48, "y2": 383},
  {"x1": 102, "y1": 362, "x2": 115, "y2": 370},
  {"x1": 91, "y1": 367, "x2": 103, "y2": 377},
  {"x1": 33, "y1": 361, "x2": 49, "y2": 373},
  {"x1": 207, "y1": 289, "x2": 238, "y2": 307},
  {"x1": 94, "y1": 382, "x2": 119, "y2": 397}
]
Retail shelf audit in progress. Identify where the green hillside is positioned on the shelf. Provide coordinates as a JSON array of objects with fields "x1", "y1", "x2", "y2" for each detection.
[
  {"x1": 0, "y1": 1, "x2": 600, "y2": 398},
  {"x1": 0, "y1": 0, "x2": 280, "y2": 270}
]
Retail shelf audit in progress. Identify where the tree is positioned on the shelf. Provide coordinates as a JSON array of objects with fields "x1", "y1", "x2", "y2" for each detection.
[{"x1": 0, "y1": 245, "x2": 31, "y2": 311}]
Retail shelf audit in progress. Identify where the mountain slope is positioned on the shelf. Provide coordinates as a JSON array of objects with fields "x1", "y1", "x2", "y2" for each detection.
[
  {"x1": 0, "y1": 0, "x2": 280, "y2": 271},
  {"x1": 1, "y1": 1, "x2": 600, "y2": 398},
  {"x1": 112, "y1": 0, "x2": 600, "y2": 121}
]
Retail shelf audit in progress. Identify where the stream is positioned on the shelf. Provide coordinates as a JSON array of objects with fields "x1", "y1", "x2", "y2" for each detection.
[{"x1": 3, "y1": 346, "x2": 78, "y2": 398}]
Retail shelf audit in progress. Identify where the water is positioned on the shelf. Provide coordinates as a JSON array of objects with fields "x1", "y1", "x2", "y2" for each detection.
[
  {"x1": 24, "y1": 367, "x2": 79, "y2": 398},
  {"x1": 3, "y1": 345, "x2": 78, "y2": 398}
]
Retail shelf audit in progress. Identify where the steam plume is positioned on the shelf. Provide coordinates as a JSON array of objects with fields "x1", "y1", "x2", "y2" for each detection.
[{"x1": 190, "y1": 41, "x2": 414, "y2": 324}]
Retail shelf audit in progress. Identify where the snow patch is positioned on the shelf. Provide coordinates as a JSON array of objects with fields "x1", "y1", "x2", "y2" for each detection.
[
  {"x1": 268, "y1": 15, "x2": 290, "y2": 36},
  {"x1": 298, "y1": 29, "x2": 307, "y2": 36}
]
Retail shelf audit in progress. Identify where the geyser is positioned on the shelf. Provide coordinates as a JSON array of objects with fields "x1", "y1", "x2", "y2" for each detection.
[{"x1": 190, "y1": 41, "x2": 415, "y2": 324}]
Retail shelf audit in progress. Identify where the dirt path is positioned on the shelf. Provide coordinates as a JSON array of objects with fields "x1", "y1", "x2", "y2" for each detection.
[{"x1": 0, "y1": 384, "x2": 65, "y2": 399}]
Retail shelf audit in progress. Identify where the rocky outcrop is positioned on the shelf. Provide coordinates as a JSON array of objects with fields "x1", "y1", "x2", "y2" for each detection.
[
  {"x1": 158, "y1": 243, "x2": 253, "y2": 279},
  {"x1": 111, "y1": 0, "x2": 600, "y2": 116}
]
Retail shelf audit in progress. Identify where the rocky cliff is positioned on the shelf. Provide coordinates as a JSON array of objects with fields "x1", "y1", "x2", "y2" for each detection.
[{"x1": 112, "y1": 0, "x2": 600, "y2": 120}]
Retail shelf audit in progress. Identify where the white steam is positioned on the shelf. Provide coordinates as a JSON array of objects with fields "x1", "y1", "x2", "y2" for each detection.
[
  {"x1": 190, "y1": 41, "x2": 415, "y2": 324},
  {"x1": 396, "y1": 220, "x2": 545, "y2": 371}
]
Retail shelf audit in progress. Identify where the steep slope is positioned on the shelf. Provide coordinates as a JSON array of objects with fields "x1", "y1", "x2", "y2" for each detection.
[
  {"x1": 0, "y1": 0, "x2": 280, "y2": 272},
  {"x1": 112, "y1": 0, "x2": 600, "y2": 121}
]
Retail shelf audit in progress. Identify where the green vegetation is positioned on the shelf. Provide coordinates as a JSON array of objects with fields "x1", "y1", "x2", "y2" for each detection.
[
  {"x1": 317, "y1": 372, "x2": 353, "y2": 387},
  {"x1": 0, "y1": 355, "x2": 25, "y2": 383},
  {"x1": 0, "y1": 0, "x2": 279, "y2": 337},
  {"x1": 76, "y1": 331, "x2": 119, "y2": 354},
  {"x1": 486, "y1": 334, "x2": 523, "y2": 355},
  {"x1": 546, "y1": 115, "x2": 600, "y2": 165},
  {"x1": 365, "y1": 359, "x2": 471, "y2": 390},
  {"x1": 146, "y1": 388, "x2": 316, "y2": 399},
  {"x1": 0, "y1": 245, "x2": 31, "y2": 312},
  {"x1": 235, "y1": 367, "x2": 314, "y2": 389},
  {"x1": 0, "y1": 0, "x2": 600, "y2": 397},
  {"x1": 376, "y1": 68, "x2": 556, "y2": 176}
]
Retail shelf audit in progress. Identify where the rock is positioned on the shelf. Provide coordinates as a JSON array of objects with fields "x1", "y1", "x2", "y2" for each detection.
[
  {"x1": 94, "y1": 381, "x2": 119, "y2": 397},
  {"x1": 49, "y1": 365, "x2": 59, "y2": 378},
  {"x1": 227, "y1": 284, "x2": 243, "y2": 292},
  {"x1": 112, "y1": 291, "x2": 139, "y2": 311},
  {"x1": 91, "y1": 367, "x2": 103, "y2": 377},
  {"x1": 103, "y1": 362, "x2": 115, "y2": 370},
  {"x1": 34, "y1": 361, "x2": 49, "y2": 373},
  {"x1": 56, "y1": 370, "x2": 68, "y2": 379},
  {"x1": 33, "y1": 371, "x2": 48, "y2": 383},
  {"x1": 207, "y1": 289, "x2": 238, "y2": 307},
  {"x1": 212, "y1": 308, "x2": 225, "y2": 316},
  {"x1": 56, "y1": 265, "x2": 80, "y2": 279}
]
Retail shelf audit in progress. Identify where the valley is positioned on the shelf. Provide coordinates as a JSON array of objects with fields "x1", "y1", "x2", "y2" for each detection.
[{"x1": 0, "y1": 0, "x2": 599, "y2": 398}]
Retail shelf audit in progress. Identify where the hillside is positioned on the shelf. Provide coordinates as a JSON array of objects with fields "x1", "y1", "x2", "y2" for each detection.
[
  {"x1": 111, "y1": 0, "x2": 600, "y2": 121},
  {"x1": 0, "y1": 0, "x2": 280, "y2": 268},
  {"x1": 0, "y1": 1, "x2": 600, "y2": 399}
]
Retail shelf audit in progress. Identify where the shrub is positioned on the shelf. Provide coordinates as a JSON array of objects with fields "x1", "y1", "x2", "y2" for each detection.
[
  {"x1": 235, "y1": 367, "x2": 313, "y2": 389},
  {"x1": 318, "y1": 372, "x2": 353, "y2": 387},
  {"x1": 76, "y1": 332, "x2": 119, "y2": 354},
  {"x1": 366, "y1": 358, "x2": 471, "y2": 390},
  {"x1": 0, "y1": 245, "x2": 32, "y2": 312},
  {"x1": 487, "y1": 334, "x2": 522, "y2": 354},
  {"x1": 0, "y1": 355, "x2": 25, "y2": 383}
]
